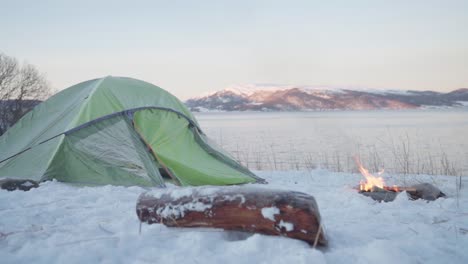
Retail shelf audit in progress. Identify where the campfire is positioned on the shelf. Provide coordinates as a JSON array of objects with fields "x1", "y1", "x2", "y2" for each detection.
[
  {"x1": 355, "y1": 156, "x2": 385, "y2": 192},
  {"x1": 355, "y1": 157, "x2": 406, "y2": 192},
  {"x1": 354, "y1": 156, "x2": 445, "y2": 202}
]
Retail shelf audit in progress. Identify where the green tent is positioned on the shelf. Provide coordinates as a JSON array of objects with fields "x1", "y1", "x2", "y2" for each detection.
[{"x1": 0, "y1": 76, "x2": 264, "y2": 187}]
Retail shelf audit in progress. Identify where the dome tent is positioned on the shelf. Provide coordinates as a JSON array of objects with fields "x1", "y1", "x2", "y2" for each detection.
[{"x1": 0, "y1": 76, "x2": 264, "y2": 187}]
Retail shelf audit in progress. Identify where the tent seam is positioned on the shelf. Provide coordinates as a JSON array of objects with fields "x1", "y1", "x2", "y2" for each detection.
[{"x1": 0, "y1": 107, "x2": 201, "y2": 165}]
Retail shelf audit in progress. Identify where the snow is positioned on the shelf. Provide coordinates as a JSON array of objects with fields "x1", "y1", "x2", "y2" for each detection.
[
  {"x1": 20, "y1": 181, "x2": 35, "y2": 187},
  {"x1": 1, "y1": 170, "x2": 468, "y2": 263},
  {"x1": 223, "y1": 84, "x2": 293, "y2": 96},
  {"x1": 197, "y1": 84, "x2": 421, "y2": 99},
  {"x1": 142, "y1": 186, "x2": 250, "y2": 219},
  {"x1": 364, "y1": 89, "x2": 415, "y2": 96},
  {"x1": 278, "y1": 220, "x2": 294, "y2": 232},
  {"x1": 200, "y1": 84, "x2": 349, "y2": 98},
  {"x1": 145, "y1": 186, "x2": 247, "y2": 203},
  {"x1": 145, "y1": 186, "x2": 194, "y2": 200},
  {"x1": 156, "y1": 200, "x2": 212, "y2": 219},
  {"x1": 191, "y1": 106, "x2": 212, "y2": 112},
  {"x1": 261, "y1": 206, "x2": 279, "y2": 221},
  {"x1": 455, "y1": 101, "x2": 468, "y2": 107}
]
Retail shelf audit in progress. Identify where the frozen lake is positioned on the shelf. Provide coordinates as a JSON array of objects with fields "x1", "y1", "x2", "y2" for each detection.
[{"x1": 195, "y1": 110, "x2": 468, "y2": 176}]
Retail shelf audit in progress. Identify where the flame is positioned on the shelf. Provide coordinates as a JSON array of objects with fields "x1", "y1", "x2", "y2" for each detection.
[{"x1": 354, "y1": 156, "x2": 385, "y2": 192}]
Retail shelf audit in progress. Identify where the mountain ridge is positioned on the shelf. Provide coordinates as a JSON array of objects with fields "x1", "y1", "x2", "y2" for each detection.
[{"x1": 185, "y1": 85, "x2": 468, "y2": 111}]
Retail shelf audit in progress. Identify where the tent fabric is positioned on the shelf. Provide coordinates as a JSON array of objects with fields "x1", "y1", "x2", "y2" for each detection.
[
  {"x1": 45, "y1": 115, "x2": 164, "y2": 187},
  {"x1": 133, "y1": 109, "x2": 260, "y2": 186},
  {"x1": 0, "y1": 76, "x2": 263, "y2": 186}
]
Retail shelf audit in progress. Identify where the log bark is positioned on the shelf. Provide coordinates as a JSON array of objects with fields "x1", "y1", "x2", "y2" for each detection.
[
  {"x1": 383, "y1": 186, "x2": 417, "y2": 192},
  {"x1": 406, "y1": 183, "x2": 446, "y2": 201},
  {"x1": 136, "y1": 186, "x2": 327, "y2": 247},
  {"x1": 358, "y1": 183, "x2": 445, "y2": 202},
  {"x1": 0, "y1": 178, "x2": 39, "y2": 191},
  {"x1": 360, "y1": 188, "x2": 398, "y2": 202}
]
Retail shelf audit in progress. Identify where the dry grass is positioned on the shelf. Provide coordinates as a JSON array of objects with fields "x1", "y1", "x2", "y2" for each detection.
[{"x1": 222, "y1": 139, "x2": 466, "y2": 177}]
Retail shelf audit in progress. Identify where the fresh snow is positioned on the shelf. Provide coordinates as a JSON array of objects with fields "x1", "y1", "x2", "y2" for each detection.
[
  {"x1": 145, "y1": 186, "x2": 246, "y2": 203},
  {"x1": 143, "y1": 186, "x2": 248, "y2": 219},
  {"x1": 20, "y1": 181, "x2": 35, "y2": 187},
  {"x1": 278, "y1": 220, "x2": 294, "y2": 232},
  {"x1": 261, "y1": 206, "x2": 280, "y2": 221},
  {"x1": 156, "y1": 200, "x2": 212, "y2": 219},
  {"x1": 1, "y1": 171, "x2": 468, "y2": 264}
]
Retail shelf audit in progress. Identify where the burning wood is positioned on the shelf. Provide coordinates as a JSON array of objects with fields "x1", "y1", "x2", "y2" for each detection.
[
  {"x1": 354, "y1": 156, "x2": 385, "y2": 192},
  {"x1": 382, "y1": 186, "x2": 417, "y2": 192},
  {"x1": 354, "y1": 157, "x2": 446, "y2": 202},
  {"x1": 136, "y1": 186, "x2": 327, "y2": 247}
]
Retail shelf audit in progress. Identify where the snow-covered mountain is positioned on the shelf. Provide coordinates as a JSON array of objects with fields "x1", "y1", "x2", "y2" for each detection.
[{"x1": 186, "y1": 85, "x2": 468, "y2": 111}]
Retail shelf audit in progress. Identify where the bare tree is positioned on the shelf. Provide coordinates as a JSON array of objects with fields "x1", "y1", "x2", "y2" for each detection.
[{"x1": 0, "y1": 53, "x2": 50, "y2": 135}]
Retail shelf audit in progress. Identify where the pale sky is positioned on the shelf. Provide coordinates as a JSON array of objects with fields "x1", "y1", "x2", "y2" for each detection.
[{"x1": 2, "y1": 0, "x2": 468, "y2": 99}]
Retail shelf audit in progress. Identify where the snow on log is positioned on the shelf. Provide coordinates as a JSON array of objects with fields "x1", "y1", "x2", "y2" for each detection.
[
  {"x1": 0, "y1": 178, "x2": 39, "y2": 191},
  {"x1": 406, "y1": 183, "x2": 446, "y2": 201},
  {"x1": 136, "y1": 186, "x2": 327, "y2": 247}
]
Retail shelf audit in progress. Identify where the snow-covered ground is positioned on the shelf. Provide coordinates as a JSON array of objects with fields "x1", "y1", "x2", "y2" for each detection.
[{"x1": 1, "y1": 170, "x2": 467, "y2": 264}]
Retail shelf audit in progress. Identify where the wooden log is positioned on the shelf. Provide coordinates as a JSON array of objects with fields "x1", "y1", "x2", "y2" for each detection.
[
  {"x1": 0, "y1": 178, "x2": 39, "y2": 191},
  {"x1": 358, "y1": 183, "x2": 445, "y2": 202},
  {"x1": 406, "y1": 183, "x2": 446, "y2": 201},
  {"x1": 136, "y1": 186, "x2": 327, "y2": 247},
  {"x1": 359, "y1": 188, "x2": 398, "y2": 202},
  {"x1": 382, "y1": 186, "x2": 417, "y2": 192}
]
